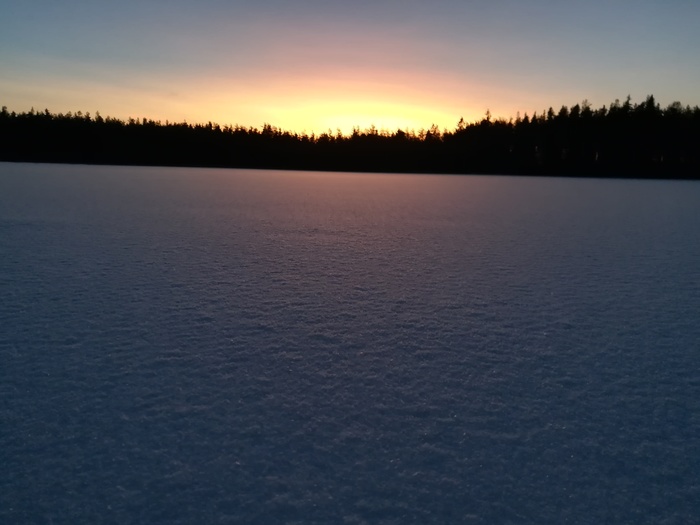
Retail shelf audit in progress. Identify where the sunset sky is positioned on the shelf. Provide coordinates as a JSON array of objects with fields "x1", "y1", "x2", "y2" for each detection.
[{"x1": 2, "y1": 0, "x2": 699, "y2": 134}]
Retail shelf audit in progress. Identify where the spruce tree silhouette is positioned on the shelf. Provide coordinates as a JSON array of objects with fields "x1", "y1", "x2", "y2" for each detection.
[{"x1": 1, "y1": 97, "x2": 698, "y2": 179}]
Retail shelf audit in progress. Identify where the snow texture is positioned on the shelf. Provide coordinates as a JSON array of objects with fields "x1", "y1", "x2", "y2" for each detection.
[{"x1": 1, "y1": 163, "x2": 699, "y2": 524}]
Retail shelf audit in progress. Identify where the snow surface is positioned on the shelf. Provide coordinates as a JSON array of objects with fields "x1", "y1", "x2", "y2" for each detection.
[{"x1": 1, "y1": 163, "x2": 699, "y2": 524}]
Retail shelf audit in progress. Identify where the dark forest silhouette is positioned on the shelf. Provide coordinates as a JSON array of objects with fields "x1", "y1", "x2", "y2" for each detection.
[{"x1": 1, "y1": 95, "x2": 699, "y2": 178}]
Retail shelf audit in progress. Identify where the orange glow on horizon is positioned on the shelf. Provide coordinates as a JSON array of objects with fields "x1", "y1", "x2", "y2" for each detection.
[
  {"x1": 4, "y1": 2, "x2": 700, "y2": 141},
  {"x1": 1, "y1": 55, "x2": 503, "y2": 135},
  {"x1": 252, "y1": 99, "x2": 462, "y2": 135},
  {"x1": 189, "y1": 67, "x2": 486, "y2": 134}
]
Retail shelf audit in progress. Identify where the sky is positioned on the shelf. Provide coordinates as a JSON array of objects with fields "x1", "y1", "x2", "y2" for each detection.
[{"x1": 2, "y1": 0, "x2": 699, "y2": 134}]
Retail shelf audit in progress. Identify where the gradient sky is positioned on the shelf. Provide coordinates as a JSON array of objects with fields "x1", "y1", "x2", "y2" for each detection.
[{"x1": 2, "y1": 0, "x2": 699, "y2": 134}]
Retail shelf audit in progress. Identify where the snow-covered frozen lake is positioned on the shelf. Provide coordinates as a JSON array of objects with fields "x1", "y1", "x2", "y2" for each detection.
[{"x1": 2, "y1": 162, "x2": 699, "y2": 524}]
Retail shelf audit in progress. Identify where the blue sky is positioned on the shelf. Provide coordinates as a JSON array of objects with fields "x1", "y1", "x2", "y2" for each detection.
[{"x1": 2, "y1": 0, "x2": 699, "y2": 133}]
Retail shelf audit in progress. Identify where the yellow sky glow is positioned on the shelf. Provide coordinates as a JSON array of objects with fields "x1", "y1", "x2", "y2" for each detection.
[
  {"x1": 193, "y1": 66, "x2": 485, "y2": 134},
  {"x1": 3, "y1": 3, "x2": 700, "y2": 139},
  {"x1": 2, "y1": 54, "x2": 504, "y2": 134}
]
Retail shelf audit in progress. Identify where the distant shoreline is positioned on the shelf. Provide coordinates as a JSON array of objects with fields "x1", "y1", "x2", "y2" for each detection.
[
  {"x1": 2, "y1": 96, "x2": 699, "y2": 180},
  {"x1": 3, "y1": 160, "x2": 699, "y2": 183}
]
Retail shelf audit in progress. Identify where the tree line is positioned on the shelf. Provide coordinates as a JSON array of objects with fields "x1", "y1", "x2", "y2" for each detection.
[{"x1": 1, "y1": 95, "x2": 699, "y2": 178}]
